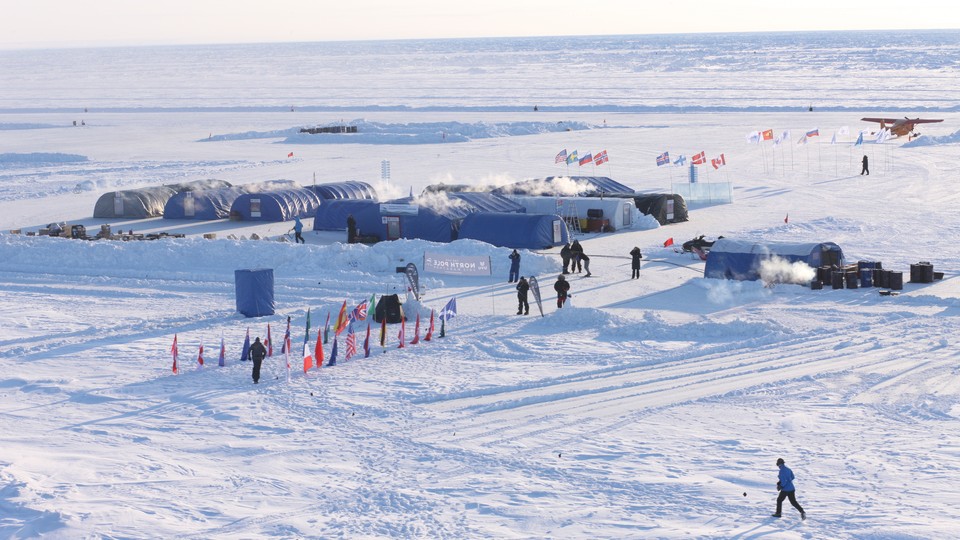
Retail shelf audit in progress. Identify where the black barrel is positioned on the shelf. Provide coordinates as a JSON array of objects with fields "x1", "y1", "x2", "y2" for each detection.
[
  {"x1": 860, "y1": 269, "x2": 873, "y2": 288},
  {"x1": 910, "y1": 263, "x2": 922, "y2": 283},
  {"x1": 872, "y1": 268, "x2": 881, "y2": 287},
  {"x1": 817, "y1": 266, "x2": 832, "y2": 283},
  {"x1": 889, "y1": 271, "x2": 903, "y2": 290},
  {"x1": 921, "y1": 263, "x2": 934, "y2": 283},
  {"x1": 831, "y1": 270, "x2": 845, "y2": 289},
  {"x1": 845, "y1": 272, "x2": 859, "y2": 289},
  {"x1": 810, "y1": 280, "x2": 823, "y2": 290}
]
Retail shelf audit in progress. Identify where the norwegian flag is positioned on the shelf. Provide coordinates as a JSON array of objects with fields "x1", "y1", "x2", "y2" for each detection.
[
  {"x1": 171, "y1": 334, "x2": 179, "y2": 375},
  {"x1": 711, "y1": 154, "x2": 726, "y2": 170},
  {"x1": 345, "y1": 324, "x2": 357, "y2": 360},
  {"x1": 691, "y1": 151, "x2": 706, "y2": 165},
  {"x1": 593, "y1": 150, "x2": 609, "y2": 165},
  {"x1": 555, "y1": 149, "x2": 567, "y2": 164}
]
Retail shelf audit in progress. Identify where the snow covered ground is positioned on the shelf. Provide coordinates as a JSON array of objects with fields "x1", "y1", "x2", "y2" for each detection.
[{"x1": 2, "y1": 32, "x2": 960, "y2": 538}]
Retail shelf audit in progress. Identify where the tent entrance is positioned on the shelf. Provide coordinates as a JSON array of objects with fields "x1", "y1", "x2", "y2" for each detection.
[
  {"x1": 384, "y1": 216, "x2": 401, "y2": 240},
  {"x1": 113, "y1": 192, "x2": 123, "y2": 215}
]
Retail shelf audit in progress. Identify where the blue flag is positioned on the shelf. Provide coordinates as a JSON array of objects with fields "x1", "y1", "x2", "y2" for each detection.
[
  {"x1": 240, "y1": 328, "x2": 251, "y2": 362},
  {"x1": 854, "y1": 132, "x2": 864, "y2": 147},
  {"x1": 327, "y1": 337, "x2": 338, "y2": 366}
]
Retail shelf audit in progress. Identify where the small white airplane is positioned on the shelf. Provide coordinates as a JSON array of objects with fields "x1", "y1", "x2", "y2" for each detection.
[{"x1": 860, "y1": 117, "x2": 943, "y2": 139}]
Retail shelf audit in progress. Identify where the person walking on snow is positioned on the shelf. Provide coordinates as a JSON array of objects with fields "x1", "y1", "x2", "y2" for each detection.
[
  {"x1": 580, "y1": 252, "x2": 591, "y2": 277},
  {"x1": 508, "y1": 249, "x2": 521, "y2": 283},
  {"x1": 560, "y1": 243, "x2": 572, "y2": 275},
  {"x1": 516, "y1": 276, "x2": 530, "y2": 315},
  {"x1": 861, "y1": 154, "x2": 869, "y2": 175},
  {"x1": 772, "y1": 458, "x2": 806, "y2": 520},
  {"x1": 630, "y1": 247, "x2": 643, "y2": 279},
  {"x1": 570, "y1": 240, "x2": 584, "y2": 273},
  {"x1": 292, "y1": 216, "x2": 305, "y2": 244},
  {"x1": 250, "y1": 337, "x2": 267, "y2": 384},
  {"x1": 554, "y1": 275, "x2": 570, "y2": 308}
]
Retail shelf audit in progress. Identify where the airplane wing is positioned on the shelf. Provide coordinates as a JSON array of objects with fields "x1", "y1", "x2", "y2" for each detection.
[
  {"x1": 861, "y1": 118, "x2": 900, "y2": 123},
  {"x1": 909, "y1": 119, "x2": 944, "y2": 124}
]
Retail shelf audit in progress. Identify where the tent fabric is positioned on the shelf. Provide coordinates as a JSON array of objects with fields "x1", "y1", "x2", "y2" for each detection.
[
  {"x1": 459, "y1": 212, "x2": 569, "y2": 249},
  {"x1": 163, "y1": 187, "x2": 249, "y2": 220},
  {"x1": 505, "y1": 196, "x2": 639, "y2": 231},
  {"x1": 704, "y1": 239, "x2": 845, "y2": 281},
  {"x1": 165, "y1": 179, "x2": 232, "y2": 192},
  {"x1": 229, "y1": 188, "x2": 322, "y2": 221},
  {"x1": 374, "y1": 294, "x2": 404, "y2": 323},
  {"x1": 234, "y1": 268, "x2": 275, "y2": 317},
  {"x1": 492, "y1": 176, "x2": 635, "y2": 197},
  {"x1": 305, "y1": 181, "x2": 377, "y2": 201},
  {"x1": 93, "y1": 186, "x2": 178, "y2": 218},
  {"x1": 632, "y1": 193, "x2": 689, "y2": 224},
  {"x1": 312, "y1": 199, "x2": 378, "y2": 231}
]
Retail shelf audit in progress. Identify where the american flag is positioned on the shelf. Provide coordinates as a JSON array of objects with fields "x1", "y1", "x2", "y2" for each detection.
[
  {"x1": 656, "y1": 152, "x2": 670, "y2": 166},
  {"x1": 555, "y1": 149, "x2": 567, "y2": 163},
  {"x1": 345, "y1": 323, "x2": 357, "y2": 360}
]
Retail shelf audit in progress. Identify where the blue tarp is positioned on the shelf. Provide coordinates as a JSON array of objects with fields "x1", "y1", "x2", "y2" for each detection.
[
  {"x1": 493, "y1": 176, "x2": 635, "y2": 197},
  {"x1": 312, "y1": 199, "x2": 378, "y2": 231},
  {"x1": 163, "y1": 187, "x2": 249, "y2": 220},
  {"x1": 305, "y1": 181, "x2": 377, "y2": 201},
  {"x1": 235, "y1": 268, "x2": 275, "y2": 317},
  {"x1": 230, "y1": 188, "x2": 322, "y2": 221},
  {"x1": 459, "y1": 212, "x2": 569, "y2": 249},
  {"x1": 704, "y1": 239, "x2": 845, "y2": 281}
]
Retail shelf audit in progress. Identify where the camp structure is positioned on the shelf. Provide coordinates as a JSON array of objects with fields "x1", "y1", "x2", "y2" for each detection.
[
  {"x1": 504, "y1": 196, "x2": 639, "y2": 232},
  {"x1": 305, "y1": 181, "x2": 378, "y2": 201},
  {"x1": 459, "y1": 212, "x2": 569, "y2": 249},
  {"x1": 632, "y1": 193, "x2": 689, "y2": 225},
  {"x1": 229, "y1": 187, "x2": 322, "y2": 222},
  {"x1": 163, "y1": 187, "x2": 249, "y2": 220},
  {"x1": 492, "y1": 176, "x2": 635, "y2": 197},
  {"x1": 704, "y1": 239, "x2": 845, "y2": 281},
  {"x1": 351, "y1": 192, "x2": 523, "y2": 243},
  {"x1": 93, "y1": 186, "x2": 178, "y2": 219},
  {"x1": 312, "y1": 199, "x2": 378, "y2": 231},
  {"x1": 374, "y1": 294, "x2": 404, "y2": 323},
  {"x1": 165, "y1": 179, "x2": 232, "y2": 192}
]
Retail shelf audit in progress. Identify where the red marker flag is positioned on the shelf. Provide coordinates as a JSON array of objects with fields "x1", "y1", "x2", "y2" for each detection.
[
  {"x1": 314, "y1": 329, "x2": 324, "y2": 369},
  {"x1": 287, "y1": 151, "x2": 294, "y2": 157},
  {"x1": 171, "y1": 334, "x2": 179, "y2": 374},
  {"x1": 196, "y1": 339, "x2": 204, "y2": 367},
  {"x1": 784, "y1": 213, "x2": 789, "y2": 224},
  {"x1": 424, "y1": 309, "x2": 435, "y2": 341},
  {"x1": 411, "y1": 313, "x2": 421, "y2": 345},
  {"x1": 663, "y1": 237, "x2": 674, "y2": 247}
]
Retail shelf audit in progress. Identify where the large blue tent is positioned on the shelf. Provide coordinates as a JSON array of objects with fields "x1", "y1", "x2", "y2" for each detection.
[
  {"x1": 163, "y1": 187, "x2": 249, "y2": 220},
  {"x1": 229, "y1": 188, "x2": 322, "y2": 221},
  {"x1": 459, "y1": 212, "x2": 569, "y2": 249},
  {"x1": 312, "y1": 199, "x2": 378, "y2": 231},
  {"x1": 704, "y1": 239, "x2": 845, "y2": 281}
]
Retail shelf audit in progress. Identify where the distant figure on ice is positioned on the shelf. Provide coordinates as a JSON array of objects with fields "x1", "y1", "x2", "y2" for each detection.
[
  {"x1": 516, "y1": 276, "x2": 530, "y2": 315},
  {"x1": 554, "y1": 275, "x2": 570, "y2": 308},
  {"x1": 570, "y1": 240, "x2": 584, "y2": 273},
  {"x1": 861, "y1": 154, "x2": 869, "y2": 175},
  {"x1": 508, "y1": 249, "x2": 521, "y2": 283},
  {"x1": 292, "y1": 216, "x2": 305, "y2": 244},
  {"x1": 630, "y1": 246, "x2": 643, "y2": 279},
  {"x1": 533, "y1": 105, "x2": 539, "y2": 111},
  {"x1": 560, "y1": 242, "x2": 572, "y2": 275},
  {"x1": 346, "y1": 214, "x2": 357, "y2": 244},
  {"x1": 250, "y1": 337, "x2": 267, "y2": 384},
  {"x1": 772, "y1": 458, "x2": 806, "y2": 520}
]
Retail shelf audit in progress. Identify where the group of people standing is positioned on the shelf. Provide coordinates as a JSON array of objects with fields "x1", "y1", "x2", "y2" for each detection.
[{"x1": 559, "y1": 240, "x2": 591, "y2": 277}]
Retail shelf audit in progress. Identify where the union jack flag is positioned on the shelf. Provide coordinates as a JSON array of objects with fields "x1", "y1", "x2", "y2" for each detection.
[
  {"x1": 345, "y1": 323, "x2": 357, "y2": 360},
  {"x1": 348, "y1": 300, "x2": 368, "y2": 322}
]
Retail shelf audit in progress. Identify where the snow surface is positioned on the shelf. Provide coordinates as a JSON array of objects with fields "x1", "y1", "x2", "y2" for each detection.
[{"x1": 2, "y1": 32, "x2": 960, "y2": 539}]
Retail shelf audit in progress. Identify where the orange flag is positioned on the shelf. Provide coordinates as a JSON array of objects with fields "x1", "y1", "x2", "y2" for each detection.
[{"x1": 334, "y1": 300, "x2": 349, "y2": 336}]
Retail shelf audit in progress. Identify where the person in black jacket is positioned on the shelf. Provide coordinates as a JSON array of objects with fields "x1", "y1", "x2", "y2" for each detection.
[
  {"x1": 554, "y1": 275, "x2": 570, "y2": 308},
  {"x1": 560, "y1": 243, "x2": 572, "y2": 275},
  {"x1": 630, "y1": 246, "x2": 643, "y2": 279},
  {"x1": 346, "y1": 214, "x2": 358, "y2": 243},
  {"x1": 516, "y1": 276, "x2": 530, "y2": 315},
  {"x1": 508, "y1": 249, "x2": 521, "y2": 283},
  {"x1": 861, "y1": 154, "x2": 869, "y2": 175},
  {"x1": 250, "y1": 337, "x2": 267, "y2": 384},
  {"x1": 569, "y1": 240, "x2": 584, "y2": 273}
]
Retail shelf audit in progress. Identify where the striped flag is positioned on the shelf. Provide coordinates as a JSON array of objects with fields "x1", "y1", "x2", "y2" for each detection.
[
  {"x1": 594, "y1": 150, "x2": 608, "y2": 165},
  {"x1": 345, "y1": 323, "x2": 357, "y2": 360},
  {"x1": 578, "y1": 153, "x2": 593, "y2": 166},
  {"x1": 711, "y1": 154, "x2": 726, "y2": 170},
  {"x1": 334, "y1": 301, "x2": 349, "y2": 336},
  {"x1": 806, "y1": 128, "x2": 819, "y2": 138},
  {"x1": 171, "y1": 334, "x2": 179, "y2": 375},
  {"x1": 555, "y1": 149, "x2": 567, "y2": 163}
]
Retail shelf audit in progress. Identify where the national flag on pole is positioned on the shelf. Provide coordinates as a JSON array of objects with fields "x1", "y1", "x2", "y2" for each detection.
[
  {"x1": 218, "y1": 335, "x2": 226, "y2": 367},
  {"x1": 806, "y1": 128, "x2": 819, "y2": 138},
  {"x1": 240, "y1": 327, "x2": 251, "y2": 362},
  {"x1": 555, "y1": 149, "x2": 567, "y2": 164},
  {"x1": 673, "y1": 154, "x2": 686, "y2": 166},
  {"x1": 663, "y1": 237, "x2": 674, "y2": 247},
  {"x1": 830, "y1": 132, "x2": 837, "y2": 144},
  {"x1": 746, "y1": 131, "x2": 761, "y2": 144},
  {"x1": 691, "y1": 151, "x2": 706, "y2": 165},
  {"x1": 266, "y1": 324, "x2": 273, "y2": 356},
  {"x1": 313, "y1": 328, "x2": 324, "y2": 369},
  {"x1": 578, "y1": 153, "x2": 592, "y2": 166},
  {"x1": 323, "y1": 311, "x2": 330, "y2": 344},
  {"x1": 345, "y1": 323, "x2": 357, "y2": 360},
  {"x1": 798, "y1": 135, "x2": 808, "y2": 145},
  {"x1": 196, "y1": 339, "x2": 204, "y2": 367},
  {"x1": 327, "y1": 338, "x2": 337, "y2": 366},
  {"x1": 439, "y1": 298, "x2": 457, "y2": 321},
  {"x1": 656, "y1": 152, "x2": 670, "y2": 166},
  {"x1": 566, "y1": 150, "x2": 578, "y2": 165},
  {"x1": 171, "y1": 334, "x2": 179, "y2": 374},
  {"x1": 397, "y1": 318, "x2": 406, "y2": 348},
  {"x1": 593, "y1": 150, "x2": 608, "y2": 165},
  {"x1": 762, "y1": 129, "x2": 774, "y2": 141},
  {"x1": 711, "y1": 153, "x2": 726, "y2": 170},
  {"x1": 303, "y1": 308, "x2": 311, "y2": 344},
  {"x1": 348, "y1": 299, "x2": 368, "y2": 322},
  {"x1": 837, "y1": 126, "x2": 850, "y2": 136},
  {"x1": 334, "y1": 301, "x2": 349, "y2": 336},
  {"x1": 424, "y1": 309, "x2": 435, "y2": 341},
  {"x1": 410, "y1": 313, "x2": 421, "y2": 345},
  {"x1": 302, "y1": 340, "x2": 313, "y2": 373},
  {"x1": 780, "y1": 130, "x2": 791, "y2": 143},
  {"x1": 379, "y1": 317, "x2": 387, "y2": 348},
  {"x1": 854, "y1": 132, "x2": 864, "y2": 146},
  {"x1": 784, "y1": 213, "x2": 789, "y2": 224},
  {"x1": 280, "y1": 318, "x2": 291, "y2": 354},
  {"x1": 287, "y1": 152, "x2": 294, "y2": 157},
  {"x1": 284, "y1": 331, "x2": 291, "y2": 378},
  {"x1": 363, "y1": 321, "x2": 371, "y2": 358}
]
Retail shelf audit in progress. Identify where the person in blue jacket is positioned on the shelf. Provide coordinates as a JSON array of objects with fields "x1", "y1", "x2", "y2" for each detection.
[
  {"x1": 772, "y1": 457, "x2": 806, "y2": 520},
  {"x1": 508, "y1": 249, "x2": 521, "y2": 283},
  {"x1": 292, "y1": 216, "x2": 305, "y2": 244}
]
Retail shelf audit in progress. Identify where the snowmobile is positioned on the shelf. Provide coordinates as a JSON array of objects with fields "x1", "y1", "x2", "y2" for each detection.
[{"x1": 681, "y1": 235, "x2": 723, "y2": 253}]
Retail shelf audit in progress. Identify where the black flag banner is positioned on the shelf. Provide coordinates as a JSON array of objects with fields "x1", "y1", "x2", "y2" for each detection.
[
  {"x1": 405, "y1": 262, "x2": 421, "y2": 300},
  {"x1": 528, "y1": 276, "x2": 544, "y2": 317}
]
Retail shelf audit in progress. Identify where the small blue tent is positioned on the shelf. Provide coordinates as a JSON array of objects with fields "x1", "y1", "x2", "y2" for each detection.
[
  {"x1": 312, "y1": 199, "x2": 378, "y2": 231},
  {"x1": 704, "y1": 239, "x2": 845, "y2": 281},
  {"x1": 459, "y1": 212, "x2": 569, "y2": 249},
  {"x1": 353, "y1": 192, "x2": 523, "y2": 243},
  {"x1": 163, "y1": 187, "x2": 249, "y2": 220},
  {"x1": 230, "y1": 188, "x2": 321, "y2": 221},
  {"x1": 235, "y1": 268, "x2": 275, "y2": 317},
  {"x1": 305, "y1": 181, "x2": 377, "y2": 201}
]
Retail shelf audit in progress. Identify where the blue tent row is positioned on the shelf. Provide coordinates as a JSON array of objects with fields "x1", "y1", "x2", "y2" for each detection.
[
  {"x1": 305, "y1": 181, "x2": 377, "y2": 201},
  {"x1": 163, "y1": 187, "x2": 249, "y2": 220},
  {"x1": 313, "y1": 199, "x2": 378, "y2": 230},
  {"x1": 231, "y1": 188, "x2": 322, "y2": 221},
  {"x1": 704, "y1": 239, "x2": 845, "y2": 281},
  {"x1": 459, "y1": 212, "x2": 569, "y2": 249}
]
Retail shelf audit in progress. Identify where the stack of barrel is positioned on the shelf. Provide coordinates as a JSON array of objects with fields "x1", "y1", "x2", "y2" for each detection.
[
  {"x1": 810, "y1": 261, "x2": 905, "y2": 291},
  {"x1": 910, "y1": 261, "x2": 939, "y2": 284}
]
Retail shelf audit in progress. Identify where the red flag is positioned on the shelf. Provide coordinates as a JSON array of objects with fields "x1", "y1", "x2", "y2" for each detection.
[
  {"x1": 302, "y1": 339, "x2": 313, "y2": 373},
  {"x1": 266, "y1": 324, "x2": 273, "y2": 356},
  {"x1": 364, "y1": 321, "x2": 371, "y2": 358},
  {"x1": 334, "y1": 300, "x2": 349, "y2": 336},
  {"x1": 691, "y1": 151, "x2": 706, "y2": 165},
  {"x1": 711, "y1": 153, "x2": 726, "y2": 169},
  {"x1": 784, "y1": 213, "x2": 789, "y2": 223},
  {"x1": 171, "y1": 334, "x2": 179, "y2": 374},
  {"x1": 410, "y1": 313, "x2": 421, "y2": 345},
  {"x1": 663, "y1": 237, "x2": 674, "y2": 247},
  {"x1": 380, "y1": 317, "x2": 387, "y2": 348},
  {"x1": 218, "y1": 336, "x2": 225, "y2": 367},
  {"x1": 397, "y1": 318, "x2": 406, "y2": 349},
  {"x1": 762, "y1": 129, "x2": 774, "y2": 141},
  {"x1": 196, "y1": 340, "x2": 204, "y2": 367},
  {"x1": 424, "y1": 309, "x2": 435, "y2": 341},
  {"x1": 314, "y1": 329, "x2": 324, "y2": 369},
  {"x1": 287, "y1": 151, "x2": 294, "y2": 157}
]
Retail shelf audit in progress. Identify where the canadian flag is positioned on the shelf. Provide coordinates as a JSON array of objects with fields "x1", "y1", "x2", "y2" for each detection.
[
  {"x1": 691, "y1": 151, "x2": 706, "y2": 165},
  {"x1": 711, "y1": 154, "x2": 726, "y2": 170}
]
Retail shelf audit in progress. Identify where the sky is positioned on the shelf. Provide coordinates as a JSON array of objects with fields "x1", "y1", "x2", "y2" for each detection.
[{"x1": 2, "y1": 0, "x2": 957, "y2": 49}]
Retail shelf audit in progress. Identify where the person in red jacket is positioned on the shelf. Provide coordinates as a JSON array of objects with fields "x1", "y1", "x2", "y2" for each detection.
[{"x1": 554, "y1": 275, "x2": 570, "y2": 308}]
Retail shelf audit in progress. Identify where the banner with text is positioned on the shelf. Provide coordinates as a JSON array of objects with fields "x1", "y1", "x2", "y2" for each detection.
[{"x1": 423, "y1": 253, "x2": 492, "y2": 276}]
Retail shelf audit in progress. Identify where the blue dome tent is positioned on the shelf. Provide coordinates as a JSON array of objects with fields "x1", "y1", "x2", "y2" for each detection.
[
  {"x1": 305, "y1": 181, "x2": 377, "y2": 201},
  {"x1": 312, "y1": 199, "x2": 378, "y2": 231},
  {"x1": 229, "y1": 188, "x2": 322, "y2": 222},
  {"x1": 704, "y1": 239, "x2": 845, "y2": 281},
  {"x1": 163, "y1": 187, "x2": 249, "y2": 220},
  {"x1": 459, "y1": 212, "x2": 569, "y2": 249}
]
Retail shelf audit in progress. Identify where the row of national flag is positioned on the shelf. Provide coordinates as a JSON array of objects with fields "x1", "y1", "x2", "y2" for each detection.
[
  {"x1": 555, "y1": 149, "x2": 609, "y2": 166},
  {"x1": 169, "y1": 297, "x2": 458, "y2": 377},
  {"x1": 746, "y1": 126, "x2": 883, "y2": 147},
  {"x1": 657, "y1": 151, "x2": 727, "y2": 170}
]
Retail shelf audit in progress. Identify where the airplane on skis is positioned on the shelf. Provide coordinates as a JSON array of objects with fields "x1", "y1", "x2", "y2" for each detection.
[{"x1": 860, "y1": 117, "x2": 943, "y2": 139}]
